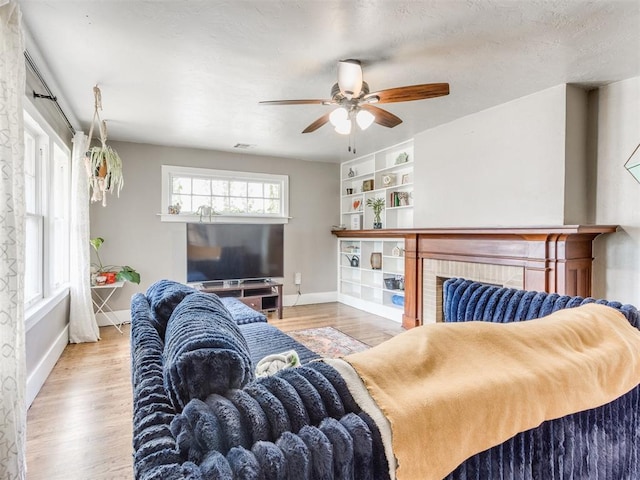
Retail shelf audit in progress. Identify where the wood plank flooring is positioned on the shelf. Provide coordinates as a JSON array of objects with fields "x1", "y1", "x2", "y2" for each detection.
[{"x1": 26, "y1": 302, "x2": 405, "y2": 480}]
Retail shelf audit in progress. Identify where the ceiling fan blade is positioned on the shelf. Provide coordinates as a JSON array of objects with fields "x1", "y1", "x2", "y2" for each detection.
[
  {"x1": 361, "y1": 104, "x2": 403, "y2": 128},
  {"x1": 302, "y1": 112, "x2": 331, "y2": 133},
  {"x1": 259, "y1": 99, "x2": 331, "y2": 106},
  {"x1": 366, "y1": 83, "x2": 450, "y2": 104}
]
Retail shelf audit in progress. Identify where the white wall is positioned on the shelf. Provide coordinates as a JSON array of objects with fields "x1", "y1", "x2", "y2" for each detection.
[
  {"x1": 592, "y1": 76, "x2": 640, "y2": 305},
  {"x1": 413, "y1": 85, "x2": 571, "y2": 227},
  {"x1": 90, "y1": 141, "x2": 340, "y2": 311},
  {"x1": 410, "y1": 78, "x2": 640, "y2": 306}
]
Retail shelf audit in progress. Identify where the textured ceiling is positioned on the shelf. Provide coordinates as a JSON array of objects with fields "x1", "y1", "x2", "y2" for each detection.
[{"x1": 18, "y1": 0, "x2": 640, "y2": 163}]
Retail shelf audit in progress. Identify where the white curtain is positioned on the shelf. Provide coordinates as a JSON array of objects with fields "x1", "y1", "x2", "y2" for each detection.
[
  {"x1": 69, "y1": 131, "x2": 100, "y2": 342},
  {"x1": 0, "y1": 1, "x2": 27, "y2": 478}
]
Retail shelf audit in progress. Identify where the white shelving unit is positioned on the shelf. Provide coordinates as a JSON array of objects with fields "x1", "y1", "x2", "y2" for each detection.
[
  {"x1": 337, "y1": 238, "x2": 406, "y2": 322},
  {"x1": 337, "y1": 140, "x2": 413, "y2": 322},
  {"x1": 339, "y1": 140, "x2": 414, "y2": 231}
]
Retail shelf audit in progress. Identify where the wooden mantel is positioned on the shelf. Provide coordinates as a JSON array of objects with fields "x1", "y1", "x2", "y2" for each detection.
[{"x1": 334, "y1": 225, "x2": 618, "y2": 329}]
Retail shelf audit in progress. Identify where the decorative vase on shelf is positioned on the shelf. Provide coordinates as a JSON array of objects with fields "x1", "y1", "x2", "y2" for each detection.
[
  {"x1": 370, "y1": 252, "x2": 382, "y2": 270},
  {"x1": 366, "y1": 197, "x2": 385, "y2": 230}
]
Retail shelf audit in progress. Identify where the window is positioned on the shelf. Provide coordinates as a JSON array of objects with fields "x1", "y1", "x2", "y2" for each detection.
[
  {"x1": 161, "y1": 165, "x2": 289, "y2": 223},
  {"x1": 24, "y1": 125, "x2": 43, "y2": 306},
  {"x1": 23, "y1": 107, "x2": 71, "y2": 310},
  {"x1": 51, "y1": 143, "x2": 70, "y2": 288}
]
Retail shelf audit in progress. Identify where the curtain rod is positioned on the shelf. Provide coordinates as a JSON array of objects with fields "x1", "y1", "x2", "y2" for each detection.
[{"x1": 24, "y1": 49, "x2": 76, "y2": 136}]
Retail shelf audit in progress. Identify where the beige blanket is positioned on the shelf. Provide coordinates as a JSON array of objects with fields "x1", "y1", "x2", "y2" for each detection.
[{"x1": 343, "y1": 304, "x2": 640, "y2": 480}]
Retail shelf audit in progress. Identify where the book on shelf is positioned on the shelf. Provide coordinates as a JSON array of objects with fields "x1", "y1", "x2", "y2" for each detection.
[{"x1": 390, "y1": 191, "x2": 410, "y2": 207}]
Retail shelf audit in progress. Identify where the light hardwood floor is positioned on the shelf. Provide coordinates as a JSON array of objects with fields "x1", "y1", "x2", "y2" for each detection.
[{"x1": 26, "y1": 302, "x2": 405, "y2": 480}]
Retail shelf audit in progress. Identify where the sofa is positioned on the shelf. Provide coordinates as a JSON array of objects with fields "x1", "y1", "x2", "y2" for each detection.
[{"x1": 130, "y1": 278, "x2": 640, "y2": 479}]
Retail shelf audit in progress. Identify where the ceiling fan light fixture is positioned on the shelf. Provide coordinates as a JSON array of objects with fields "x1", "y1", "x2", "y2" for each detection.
[
  {"x1": 334, "y1": 119, "x2": 352, "y2": 135},
  {"x1": 338, "y1": 59, "x2": 362, "y2": 99},
  {"x1": 356, "y1": 109, "x2": 375, "y2": 130},
  {"x1": 329, "y1": 107, "x2": 348, "y2": 127}
]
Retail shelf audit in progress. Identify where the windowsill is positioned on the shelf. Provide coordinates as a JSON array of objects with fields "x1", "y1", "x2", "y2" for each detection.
[
  {"x1": 158, "y1": 214, "x2": 290, "y2": 224},
  {"x1": 25, "y1": 285, "x2": 70, "y2": 333}
]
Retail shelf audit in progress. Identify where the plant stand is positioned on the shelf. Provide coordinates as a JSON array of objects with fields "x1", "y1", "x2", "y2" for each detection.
[{"x1": 91, "y1": 281, "x2": 125, "y2": 334}]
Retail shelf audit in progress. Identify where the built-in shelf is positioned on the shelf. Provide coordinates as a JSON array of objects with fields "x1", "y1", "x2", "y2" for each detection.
[
  {"x1": 339, "y1": 140, "x2": 414, "y2": 231},
  {"x1": 337, "y1": 238, "x2": 406, "y2": 322}
]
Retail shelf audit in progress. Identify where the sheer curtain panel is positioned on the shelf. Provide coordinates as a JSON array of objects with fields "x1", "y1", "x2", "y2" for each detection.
[
  {"x1": 0, "y1": 1, "x2": 27, "y2": 478},
  {"x1": 69, "y1": 131, "x2": 100, "y2": 342}
]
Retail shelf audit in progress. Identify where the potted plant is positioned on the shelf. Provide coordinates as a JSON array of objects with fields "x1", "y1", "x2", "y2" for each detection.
[
  {"x1": 366, "y1": 197, "x2": 385, "y2": 229},
  {"x1": 90, "y1": 237, "x2": 140, "y2": 285}
]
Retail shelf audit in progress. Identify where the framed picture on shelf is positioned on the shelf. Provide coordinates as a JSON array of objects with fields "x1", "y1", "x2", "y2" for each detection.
[
  {"x1": 350, "y1": 214, "x2": 361, "y2": 230},
  {"x1": 401, "y1": 174, "x2": 410, "y2": 184},
  {"x1": 362, "y1": 179, "x2": 374, "y2": 191},
  {"x1": 382, "y1": 174, "x2": 396, "y2": 187}
]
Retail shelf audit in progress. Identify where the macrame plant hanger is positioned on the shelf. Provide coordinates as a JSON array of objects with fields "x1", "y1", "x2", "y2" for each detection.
[{"x1": 85, "y1": 85, "x2": 124, "y2": 207}]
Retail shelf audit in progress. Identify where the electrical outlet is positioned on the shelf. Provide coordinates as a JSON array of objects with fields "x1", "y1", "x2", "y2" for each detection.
[{"x1": 294, "y1": 272, "x2": 302, "y2": 285}]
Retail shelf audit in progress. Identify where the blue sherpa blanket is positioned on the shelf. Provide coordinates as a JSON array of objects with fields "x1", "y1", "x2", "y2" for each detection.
[{"x1": 163, "y1": 293, "x2": 254, "y2": 411}]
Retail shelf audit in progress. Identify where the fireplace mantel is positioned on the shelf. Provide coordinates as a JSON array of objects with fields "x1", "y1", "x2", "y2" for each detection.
[{"x1": 333, "y1": 225, "x2": 618, "y2": 329}]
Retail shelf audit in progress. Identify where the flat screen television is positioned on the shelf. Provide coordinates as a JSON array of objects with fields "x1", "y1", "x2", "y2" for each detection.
[{"x1": 186, "y1": 223, "x2": 284, "y2": 284}]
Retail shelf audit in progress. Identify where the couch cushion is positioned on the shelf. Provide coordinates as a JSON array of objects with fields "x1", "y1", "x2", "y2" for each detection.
[
  {"x1": 220, "y1": 297, "x2": 268, "y2": 324},
  {"x1": 163, "y1": 293, "x2": 253, "y2": 411}
]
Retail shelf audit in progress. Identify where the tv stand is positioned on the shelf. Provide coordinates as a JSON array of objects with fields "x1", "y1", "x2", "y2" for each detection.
[{"x1": 199, "y1": 281, "x2": 283, "y2": 319}]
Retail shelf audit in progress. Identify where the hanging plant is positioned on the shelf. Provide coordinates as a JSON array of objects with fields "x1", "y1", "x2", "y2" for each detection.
[
  {"x1": 86, "y1": 143, "x2": 124, "y2": 205},
  {"x1": 85, "y1": 85, "x2": 125, "y2": 206}
]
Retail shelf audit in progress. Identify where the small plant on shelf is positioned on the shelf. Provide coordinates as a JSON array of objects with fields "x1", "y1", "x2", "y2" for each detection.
[
  {"x1": 366, "y1": 197, "x2": 385, "y2": 229},
  {"x1": 90, "y1": 237, "x2": 140, "y2": 285}
]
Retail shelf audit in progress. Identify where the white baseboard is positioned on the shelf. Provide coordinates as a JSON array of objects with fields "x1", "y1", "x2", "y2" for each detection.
[
  {"x1": 96, "y1": 309, "x2": 131, "y2": 328},
  {"x1": 283, "y1": 291, "x2": 337, "y2": 307},
  {"x1": 337, "y1": 294, "x2": 403, "y2": 323},
  {"x1": 26, "y1": 324, "x2": 69, "y2": 408}
]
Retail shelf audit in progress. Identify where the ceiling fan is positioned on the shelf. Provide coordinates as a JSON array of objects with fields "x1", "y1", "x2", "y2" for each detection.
[{"x1": 260, "y1": 59, "x2": 449, "y2": 136}]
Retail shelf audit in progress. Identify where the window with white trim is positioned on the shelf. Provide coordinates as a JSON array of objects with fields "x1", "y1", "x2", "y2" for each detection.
[
  {"x1": 23, "y1": 107, "x2": 71, "y2": 309},
  {"x1": 161, "y1": 165, "x2": 289, "y2": 223}
]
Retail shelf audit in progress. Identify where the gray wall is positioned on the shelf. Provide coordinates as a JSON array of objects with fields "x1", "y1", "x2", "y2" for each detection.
[
  {"x1": 564, "y1": 85, "x2": 590, "y2": 224},
  {"x1": 90, "y1": 141, "x2": 340, "y2": 311}
]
